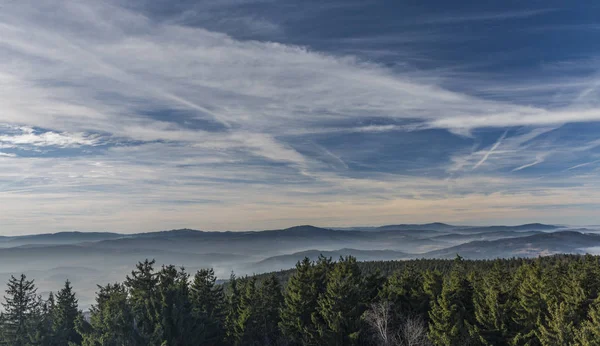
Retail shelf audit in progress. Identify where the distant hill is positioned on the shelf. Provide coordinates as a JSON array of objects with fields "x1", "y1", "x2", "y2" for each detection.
[
  {"x1": 375, "y1": 222, "x2": 457, "y2": 231},
  {"x1": 250, "y1": 248, "x2": 410, "y2": 272},
  {"x1": 431, "y1": 230, "x2": 542, "y2": 243},
  {"x1": 0, "y1": 232, "x2": 124, "y2": 248},
  {"x1": 424, "y1": 231, "x2": 600, "y2": 259},
  {"x1": 0, "y1": 222, "x2": 589, "y2": 308},
  {"x1": 451, "y1": 223, "x2": 561, "y2": 234}
]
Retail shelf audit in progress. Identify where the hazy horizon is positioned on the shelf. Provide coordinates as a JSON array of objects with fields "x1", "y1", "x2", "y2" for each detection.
[
  {"x1": 2, "y1": 1, "x2": 600, "y2": 235},
  {"x1": 0, "y1": 220, "x2": 587, "y2": 237}
]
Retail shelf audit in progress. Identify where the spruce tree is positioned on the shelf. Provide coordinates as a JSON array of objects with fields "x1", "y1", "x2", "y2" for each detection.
[
  {"x1": 234, "y1": 277, "x2": 261, "y2": 346},
  {"x1": 77, "y1": 283, "x2": 139, "y2": 346},
  {"x1": 258, "y1": 275, "x2": 284, "y2": 345},
  {"x1": 1, "y1": 274, "x2": 41, "y2": 346},
  {"x1": 279, "y1": 257, "x2": 321, "y2": 345},
  {"x1": 52, "y1": 280, "x2": 82, "y2": 345},
  {"x1": 423, "y1": 270, "x2": 443, "y2": 308},
  {"x1": 511, "y1": 263, "x2": 544, "y2": 346},
  {"x1": 189, "y1": 268, "x2": 226, "y2": 345},
  {"x1": 428, "y1": 256, "x2": 475, "y2": 346},
  {"x1": 575, "y1": 297, "x2": 600, "y2": 346},
  {"x1": 125, "y1": 259, "x2": 160, "y2": 345},
  {"x1": 155, "y1": 265, "x2": 196, "y2": 345},
  {"x1": 30, "y1": 292, "x2": 56, "y2": 346},
  {"x1": 225, "y1": 273, "x2": 241, "y2": 346},
  {"x1": 382, "y1": 265, "x2": 428, "y2": 321},
  {"x1": 316, "y1": 256, "x2": 365, "y2": 346},
  {"x1": 470, "y1": 262, "x2": 513, "y2": 345},
  {"x1": 537, "y1": 301, "x2": 578, "y2": 346}
]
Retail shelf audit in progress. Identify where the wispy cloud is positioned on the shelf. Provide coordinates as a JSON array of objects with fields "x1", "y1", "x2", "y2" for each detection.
[
  {"x1": 417, "y1": 9, "x2": 556, "y2": 25},
  {"x1": 0, "y1": 0, "x2": 599, "y2": 233}
]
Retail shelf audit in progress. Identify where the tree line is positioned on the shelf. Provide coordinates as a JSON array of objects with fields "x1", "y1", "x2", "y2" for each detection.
[{"x1": 2, "y1": 254, "x2": 600, "y2": 345}]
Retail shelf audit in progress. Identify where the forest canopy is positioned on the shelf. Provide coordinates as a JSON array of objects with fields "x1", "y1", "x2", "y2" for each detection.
[{"x1": 1, "y1": 254, "x2": 600, "y2": 346}]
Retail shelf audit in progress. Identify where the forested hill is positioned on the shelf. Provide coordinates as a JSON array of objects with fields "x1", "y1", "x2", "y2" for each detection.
[
  {"x1": 2, "y1": 254, "x2": 600, "y2": 345},
  {"x1": 0, "y1": 222, "x2": 598, "y2": 309}
]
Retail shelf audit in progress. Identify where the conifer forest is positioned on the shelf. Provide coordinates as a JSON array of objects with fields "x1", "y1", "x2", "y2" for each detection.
[{"x1": 2, "y1": 254, "x2": 600, "y2": 345}]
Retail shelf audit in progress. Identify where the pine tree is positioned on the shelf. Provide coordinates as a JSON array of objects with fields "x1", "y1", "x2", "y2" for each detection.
[
  {"x1": 29, "y1": 292, "x2": 56, "y2": 346},
  {"x1": 77, "y1": 283, "x2": 139, "y2": 346},
  {"x1": 537, "y1": 301, "x2": 578, "y2": 346},
  {"x1": 189, "y1": 268, "x2": 226, "y2": 345},
  {"x1": 423, "y1": 270, "x2": 443, "y2": 309},
  {"x1": 52, "y1": 280, "x2": 82, "y2": 345},
  {"x1": 511, "y1": 263, "x2": 544, "y2": 346},
  {"x1": 234, "y1": 277, "x2": 261, "y2": 346},
  {"x1": 0, "y1": 274, "x2": 41, "y2": 346},
  {"x1": 258, "y1": 275, "x2": 284, "y2": 345},
  {"x1": 125, "y1": 259, "x2": 161, "y2": 345},
  {"x1": 155, "y1": 265, "x2": 196, "y2": 346},
  {"x1": 316, "y1": 256, "x2": 365, "y2": 346},
  {"x1": 428, "y1": 256, "x2": 475, "y2": 346},
  {"x1": 382, "y1": 265, "x2": 428, "y2": 321},
  {"x1": 225, "y1": 273, "x2": 241, "y2": 346},
  {"x1": 470, "y1": 262, "x2": 514, "y2": 345},
  {"x1": 279, "y1": 257, "x2": 321, "y2": 345},
  {"x1": 575, "y1": 297, "x2": 600, "y2": 346}
]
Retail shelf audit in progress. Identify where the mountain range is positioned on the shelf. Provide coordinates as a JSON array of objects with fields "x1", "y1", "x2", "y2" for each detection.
[{"x1": 0, "y1": 222, "x2": 598, "y2": 307}]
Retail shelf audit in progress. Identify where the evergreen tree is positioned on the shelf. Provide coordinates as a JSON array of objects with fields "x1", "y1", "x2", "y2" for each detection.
[
  {"x1": 258, "y1": 275, "x2": 284, "y2": 345},
  {"x1": 423, "y1": 270, "x2": 443, "y2": 309},
  {"x1": 382, "y1": 265, "x2": 428, "y2": 321},
  {"x1": 279, "y1": 257, "x2": 321, "y2": 345},
  {"x1": 234, "y1": 277, "x2": 261, "y2": 346},
  {"x1": 124, "y1": 259, "x2": 160, "y2": 345},
  {"x1": 77, "y1": 283, "x2": 139, "y2": 346},
  {"x1": 155, "y1": 265, "x2": 196, "y2": 346},
  {"x1": 575, "y1": 297, "x2": 600, "y2": 346},
  {"x1": 511, "y1": 263, "x2": 544, "y2": 346},
  {"x1": 225, "y1": 273, "x2": 241, "y2": 346},
  {"x1": 428, "y1": 256, "x2": 475, "y2": 346},
  {"x1": 189, "y1": 268, "x2": 226, "y2": 346},
  {"x1": 537, "y1": 301, "x2": 578, "y2": 346},
  {"x1": 0, "y1": 274, "x2": 41, "y2": 346},
  {"x1": 52, "y1": 280, "x2": 82, "y2": 345},
  {"x1": 470, "y1": 262, "x2": 514, "y2": 345},
  {"x1": 316, "y1": 256, "x2": 365, "y2": 346},
  {"x1": 30, "y1": 292, "x2": 56, "y2": 346}
]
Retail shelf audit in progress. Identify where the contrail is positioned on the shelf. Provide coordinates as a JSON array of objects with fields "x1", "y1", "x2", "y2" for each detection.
[{"x1": 473, "y1": 130, "x2": 507, "y2": 169}]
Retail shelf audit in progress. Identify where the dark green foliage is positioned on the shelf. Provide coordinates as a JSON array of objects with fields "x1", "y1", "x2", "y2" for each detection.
[
  {"x1": 382, "y1": 265, "x2": 429, "y2": 321},
  {"x1": 316, "y1": 256, "x2": 366, "y2": 346},
  {"x1": 224, "y1": 273, "x2": 241, "y2": 345},
  {"x1": 155, "y1": 265, "x2": 196, "y2": 345},
  {"x1": 428, "y1": 256, "x2": 476, "y2": 346},
  {"x1": 279, "y1": 257, "x2": 322, "y2": 345},
  {"x1": 189, "y1": 268, "x2": 226, "y2": 345},
  {"x1": 124, "y1": 259, "x2": 161, "y2": 345},
  {"x1": 470, "y1": 263, "x2": 514, "y2": 345},
  {"x1": 258, "y1": 275, "x2": 284, "y2": 345},
  {"x1": 77, "y1": 283, "x2": 139, "y2": 346},
  {"x1": 0, "y1": 274, "x2": 41, "y2": 346},
  {"x1": 52, "y1": 280, "x2": 82, "y2": 345},
  {"x1": 2, "y1": 254, "x2": 600, "y2": 346}
]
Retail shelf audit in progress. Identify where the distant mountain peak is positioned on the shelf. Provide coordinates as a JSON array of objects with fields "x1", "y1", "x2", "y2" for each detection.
[{"x1": 283, "y1": 225, "x2": 326, "y2": 232}]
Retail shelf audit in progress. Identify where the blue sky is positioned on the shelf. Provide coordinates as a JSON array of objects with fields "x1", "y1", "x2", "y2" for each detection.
[{"x1": 1, "y1": 0, "x2": 600, "y2": 234}]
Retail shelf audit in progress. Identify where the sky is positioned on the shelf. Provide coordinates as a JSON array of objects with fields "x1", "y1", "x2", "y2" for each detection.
[{"x1": 1, "y1": 0, "x2": 600, "y2": 234}]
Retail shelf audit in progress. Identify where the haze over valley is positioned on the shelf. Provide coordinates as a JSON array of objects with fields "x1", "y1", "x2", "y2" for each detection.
[{"x1": 0, "y1": 222, "x2": 597, "y2": 308}]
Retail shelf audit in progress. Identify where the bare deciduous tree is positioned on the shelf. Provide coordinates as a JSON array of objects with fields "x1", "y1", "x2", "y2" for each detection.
[
  {"x1": 365, "y1": 301, "x2": 432, "y2": 346},
  {"x1": 398, "y1": 317, "x2": 431, "y2": 346},
  {"x1": 365, "y1": 301, "x2": 396, "y2": 346}
]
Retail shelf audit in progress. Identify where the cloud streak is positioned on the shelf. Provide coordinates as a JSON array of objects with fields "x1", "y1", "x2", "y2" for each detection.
[{"x1": 0, "y1": 0, "x2": 599, "y2": 233}]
